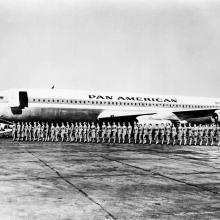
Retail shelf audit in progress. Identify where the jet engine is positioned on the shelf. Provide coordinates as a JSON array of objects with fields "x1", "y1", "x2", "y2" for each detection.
[{"x1": 211, "y1": 110, "x2": 220, "y2": 123}]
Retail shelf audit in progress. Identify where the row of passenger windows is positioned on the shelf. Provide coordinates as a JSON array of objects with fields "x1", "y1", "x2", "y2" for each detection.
[{"x1": 31, "y1": 98, "x2": 218, "y2": 109}]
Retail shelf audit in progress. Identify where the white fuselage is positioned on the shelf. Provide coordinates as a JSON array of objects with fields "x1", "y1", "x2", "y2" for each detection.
[{"x1": 0, "y1": 88, "x2": 219, "y2": 123}]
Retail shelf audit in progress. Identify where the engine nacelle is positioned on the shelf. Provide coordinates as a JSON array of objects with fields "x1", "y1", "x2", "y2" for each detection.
[
  {"x1": 136, "y1": 115, "x2": 172, "y2": 126},
  {"x1": 211, "y1": 110, "x2": 220, "y2": 123}
]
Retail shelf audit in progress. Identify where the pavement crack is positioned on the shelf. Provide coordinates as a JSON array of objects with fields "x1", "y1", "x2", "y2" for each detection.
[
  {"x1": 25, "y1": 149, "x2": 117, "y2": 220},
  {"x1": 99, "y1": 154, "x2": 220, "y2": 196}
]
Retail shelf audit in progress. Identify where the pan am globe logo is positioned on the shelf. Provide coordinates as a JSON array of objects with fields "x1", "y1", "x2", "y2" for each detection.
[{"x1": 88, "y1": 95, "x2": 177, "y2": 103}]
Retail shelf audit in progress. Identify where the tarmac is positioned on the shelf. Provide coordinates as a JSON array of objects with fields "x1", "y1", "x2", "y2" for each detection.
[{"x1": 0, "y1": 139, "x2": 220, "y2": 220}]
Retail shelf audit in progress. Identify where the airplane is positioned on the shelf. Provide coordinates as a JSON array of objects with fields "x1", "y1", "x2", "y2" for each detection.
[{"x1": 0, "y1": 88, "x2": 220, "y2": 125}]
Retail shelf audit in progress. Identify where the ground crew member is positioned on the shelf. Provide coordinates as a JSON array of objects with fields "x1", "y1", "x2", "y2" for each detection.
[
  {"x1": 143, "y1": 124, "x2": 148, "y2": 144},
  {"x1": 148, "y1": 124, "x2": 153, "y2": 144},
  {"x1": 177, "y1": 124, "x2": 183, "y2": 145},
  {"x1": 154, "y1": 124, "x2": 159, "y2": 144},
  {"x1": 138, "y1": 124, "x2": 143, "y2": 144},
  {"x1": 127, "y1": 122, "x2": 132, "y2": 144},
  {"x1": 91, "y1": 122, "x2": 96, "y2": 143},
  {"x1": 28, "y1": 122, "x2": 32, "y2": 141},
  {"x1": 12, "y1": 121, "x2": 16, "y2": 141},
  {"x1": 70, "y1": 123, "x2": 74, "y2": 142},
  {"x1": 50, "y1": 123, "x2": 55, "y2": 142},
  {"x1": 165, "y1": 123, "x2": 171, "y2": 145},
  {"x1": 106, "y1": 122, "x2": 112, "y2": 143},
  {"x1": 87, "y1": 122, "x2": 91, "y2": 143},
  {"x1": 78, "y1": 122, "x2": 83, "y2": 142},
  {"x1": 182, "y1": 124, "x2": 187, "y2": 145},
  {"x1": 133, "y1": 122, "x2": 138, "y2": 144},
  {"x1": 83, "y1": 122, "x2": 87, "y2": 143},
  {"x1": 117, "y1": 122, "x2": 122, "y2": 143},
  {"x1": 193, "y1": 124, "x2": 198, "y2": 145},
  {"x1": 171, "y1": 125, "x2": 176, "y2": 145},
  {"x1": 122, "y1": 122, "x2": 127, "y2": 144},
  {"x1": 96, "y1": 123, "x2": 100, "y2": 143},
  {"x1": 74, "y1": 122, "x2": 79, "y2": 142},
  {"x1": 101, "y1": 122, "x2": 107, "y2": 143},
  {"x1": 112, "y1": 122, "x2": 117, "y2": 143},
  {"x1": 17, "y1": 122, "x2": 21, "y2": 141},
  {"x1": 55, "y1": 123, "x2": 60, "y2": 142},
  {"x1": 160, "y1": 123, "x2": 165, "y2": 145},
  {"x1": 187, "y1": 123, "x2": 193, "y2": 145}
]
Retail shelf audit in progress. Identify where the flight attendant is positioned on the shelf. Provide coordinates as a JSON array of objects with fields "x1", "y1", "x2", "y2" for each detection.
[
  {"x1": 133, "y1": 122, "x2": 138, "y2": 144},
  {"x1": 160, "y1": 123, "x2": 165, "y2": 145},
  {"x1": 138, "y1": 124, "x2": 143, "y2": 144},
  {"x1": 154, "y1": 124, "x2": 159, "y2": 144},
  {"x1": 112, "y1": 122, "x2": 117, "y2": 143},
  {"x1": 17, "y1": 122, "x2": 21, "y2": 141},
  {"x1": 87, "y1": 122, "x2": 91, "y2": 143},
  {"x1": 106, "y1": 122, "x2": 112, "y2": 143},
  {"x1": 182, "y1": 124, "x2": 187, "y2": 145},
  {"x1": 143, "y1": 124, "x2": 148, "y2": 144},
  {"x1": 28, "y1": 122, "x2": 32, "y2": 141},
  {"x1": 171, "y1": 125, "x2": 176, "y2": 145},
  {"x1": 193, "y1": 124, "x2": 198, "y2": 145},
  {"x1": 91, "y1": 122, "x2": 96, "y2": 143},
  {"x1": 122, "y1": 122, "x2": 127, "y2": 144},
  {"x1": 74, "y1": 122, "x2": 79, "y2": 142},
  {"x1": 148, "y1": 124, "x2": 153, "y2": 145},
  {"x1": 55, "y1": 123, "x2": 60, "y2": 142},
  {"x1": 187, "y1": 123, "x2": 193, "y2": 146},
  {"x1": 78, "y1": 122, "x2": 83, "y2": 142},
  {"x1": 165, "y1": 123, "x2": 171, "y2": 145},
  {"x1": 117, "y1": 122, "x2": 122, "y2": 144},
  {"x1": 177, "y1": 124, "x2": 183, "y2": 145},
  {"x1": 12, "y1": 121, "x2": 16, "y2": 141},
  {"x1": 50, "y1": 123, "x2": 55, "y2": 142},
  {"x1": 127, "y1": 122, "x2": 132, "y2": 144},
  {"x1": 83, "y1": 122, "x2": 87, "y2": 143},
  {"x1": 70, "y1": 123, "x2": 75, "y2": 142},
  {"x1": 101, "y1": 122, "x2": 107, "y2": 143},
  {"x1": 96, "y1": 123, "x2": 100, "y2": 143}
]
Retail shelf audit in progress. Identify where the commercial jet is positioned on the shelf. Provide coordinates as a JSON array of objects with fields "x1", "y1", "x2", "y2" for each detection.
[{"x1": 0, "y1": 88, "x2": 220, "y2": 125}]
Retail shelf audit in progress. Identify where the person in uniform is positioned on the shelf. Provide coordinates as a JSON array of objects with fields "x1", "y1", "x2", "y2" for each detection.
[
  {"x1": 41, "y1": 122, "x2": 45, "y2": 141},
  {"x1": 12, "y1": 121, "x2": 16, "y2": 141},
  {"x1": 16, "y1": 122, "x2": 21, "y2": 141},
  {"x1": 192, "y1": 124, "x2": 198, "y2": 145},
  {"x1": 65, "y1": 122, "x2": 70, "y2": 142},
  {"x1": 117, "y1": 122, "x2": 122, "y2": 144},
  {"x1": 154, "y1": 124, "x2": 159, "y2": 144},
  {"x1": 32, "y1": 122, "x2": 37, "y2": 141},
  {"x1": 160, "y1": 123, "x2": 165, "y2": 145},
  {"x1": 198, "y1": 124, "x2": 204, "y2": 146},
  {"x1": 91, "y1": 122, "x2": 96, "y2": 143},
  {"x1": 112, "y1": 122, "x2": 117, "y2": 143},
  {"x1": 101, "y1": 122, "x2": 107, "y2": 143},
  {"x1": 209, "y1": 124, "x2": 215, "y2": 146},
  {"x1": 96, "y1": 123, "x2": 100, "y2": 143},
  {"x1": 148, "y1": 124, "x2": 153, "y2": 144},
  {"x1": 21, "y1": 122, "x2": 25, "y2": 141},
  {"x1": 60, "y1": 122, "x2": 66, "y2": 142},
  {"x1": 70, "y1": 123, "x2": 74, "y2": 142},
  {"x1": 83, "y1": 122, "x2": 87, "y2": 143},
  {"x1": 44, "y1": 122, "x2": 49, "y2": 141},
  {"x1": 122, "y1": 122, "x2": 127, "y2": 144},
  {"x1": 165, "y1": 123, "x2": 171, "y2": 145},
  {"x1": 127, "y1": 122, "x2": 132, "y2": 144},
  {"x1": 87, "y1": 122, "x2": 91, "y2": 143},
  {"x1": 106, "y1": 122, "x2": 112, "y2": 143},
  {"x1": 74, "y1": 122, "x2": 79, "y2": 142},
  {"x1": 36, "y1": 122, "x2": 41, "y2": 141},
  {"x1": 138, "y1": 124, "x2": 143, "y2": 144},
  {"x1": 133, "y1": 122, "x2": 138, "y2": 144},
  {"x1": 177, "y1": 124, "x2": 183, "y2": 145},
  {"x1": 216, "y1": 124, "x2": 220, "y2": 146},
  {"x1": 182, "y1": 124, "x2": 187, "y2": 145},
  {"x1": 55, "y1": 123, "x2": 60, "y2": 142},
  {"x1": 203, "y1": 124, "x2": 209, "y2": 146},
  {"x1": 24, "y1": 122, "x2": 28, "y2": 141},
  {"x1": 78, "y1": 122, "x2": 83, "y2": 142},
  {"x1": 187, "y1": 123, "x2": 193, "y2": 146},
  {"x1": 142, "y1": 124, "x2": 148, "y2": 144},
  {"x1": 50, "y1": 123, "x2": 55, "y2": 142},
  {"x1": 171, "y1": 124, "x2": 177, "y2": 145},
  {"x1": 28, "y1": 122, "x2": 32, "y2": 141}
]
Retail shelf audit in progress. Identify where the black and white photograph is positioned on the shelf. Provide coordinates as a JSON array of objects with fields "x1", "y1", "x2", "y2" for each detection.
[{"x1": 0, "y1": 0, "x2": 220, "y2": 219}]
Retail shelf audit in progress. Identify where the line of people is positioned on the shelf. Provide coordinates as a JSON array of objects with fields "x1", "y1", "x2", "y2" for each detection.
[{"x1": 11, "y1": 121, "x2": 220, "y2": 146}]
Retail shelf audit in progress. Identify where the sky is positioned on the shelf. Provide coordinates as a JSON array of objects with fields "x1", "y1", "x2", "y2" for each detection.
[{"x1": 0, "y1": 0, "x2": 220, "y2": 97}]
